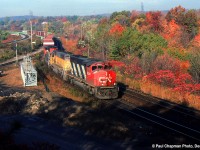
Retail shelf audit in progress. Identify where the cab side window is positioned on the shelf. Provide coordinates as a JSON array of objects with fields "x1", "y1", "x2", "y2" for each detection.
[{"x1": 92, "y1": 66, "x2": 97, "y2": 71}]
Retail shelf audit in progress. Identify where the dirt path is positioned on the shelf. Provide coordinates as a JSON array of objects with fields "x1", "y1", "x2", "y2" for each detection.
[{"x1": 0, "y1": 65, "x2": 44, "y2": 94}]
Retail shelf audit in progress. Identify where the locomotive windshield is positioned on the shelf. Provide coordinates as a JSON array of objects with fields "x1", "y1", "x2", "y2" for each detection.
[
  {"x1": 92, "y1": 64, "x2": 112, "y2": 71},
  {"x1": 98, "y1": 65, "x2": 103, "y2": 69},
  {"x1": 92, "y1": 65, "x2": 103, "y2": 71}
]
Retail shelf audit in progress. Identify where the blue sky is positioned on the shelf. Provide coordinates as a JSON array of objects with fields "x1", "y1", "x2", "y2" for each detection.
[{"x1": 1, "y1": 0, "x2": 200, "y2": 17}]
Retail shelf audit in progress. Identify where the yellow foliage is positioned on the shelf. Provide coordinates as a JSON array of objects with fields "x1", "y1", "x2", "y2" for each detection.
[{"x1": 132, "y1": 18, "x2": 145, "y2": 30}]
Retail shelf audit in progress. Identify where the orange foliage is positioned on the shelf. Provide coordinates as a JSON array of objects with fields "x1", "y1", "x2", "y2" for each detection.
[
  {"x1": 162, "y1": 20, "x2": 181, "y2": 39},
  {"x1": 162, "y1": 19, "x2": 182, "y2": 48},
  {"x1": 109, "y1": 23, "x2": 125, "y2": 36},
  {"x1": 193, "y1": 33, "x2": 200, "y2": 47},
  {"x1": 65, "y1": 40, "x2": 77, "y2": 52},
  {"x1": 60, "y1": 36, "x2": 78, "y2": 53},
  {"x1": 180, "y1": 61, "x2": 190, "y2": 73}
]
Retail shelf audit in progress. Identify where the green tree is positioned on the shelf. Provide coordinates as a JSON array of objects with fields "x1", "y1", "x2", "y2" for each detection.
[
  {"x1": 110, "y1": 11, "x2": 131, "y2": 26},
  {"x1": 91, "y1": 21, "x2": 111, "y2": 59},
  {"x1": 183, "y1": 10, "x2": 198, "y2": 38},
  {"x1": 109, "y1": 28, "x2": 167, "y2": 59}
]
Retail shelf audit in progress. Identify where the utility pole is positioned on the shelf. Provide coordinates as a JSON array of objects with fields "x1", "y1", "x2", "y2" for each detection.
[
  {"x1": 30, "y1": 20, "x2": 33, "y2": 50},
  {"x1": 15, "y1": 41, "x2": 18, "y2": 65}
]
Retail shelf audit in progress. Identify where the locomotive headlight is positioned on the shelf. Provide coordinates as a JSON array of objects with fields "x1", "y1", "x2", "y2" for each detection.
[{"x1": 114, "y1": 82, "x2": 116, "y2": 85}]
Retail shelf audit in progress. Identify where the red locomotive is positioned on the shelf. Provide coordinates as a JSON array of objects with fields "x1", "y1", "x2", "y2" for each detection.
[{"x1": 69, "y1": 55, "x2": 118, "y2": 99}]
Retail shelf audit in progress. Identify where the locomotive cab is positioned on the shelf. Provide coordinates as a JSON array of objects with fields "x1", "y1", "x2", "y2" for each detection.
[
  {"x1": 86, "y1": 62, "x2": 118, "y2": 99},
  {"x1": 87, "y1": 62, "x2": 116, "y2": 87}
]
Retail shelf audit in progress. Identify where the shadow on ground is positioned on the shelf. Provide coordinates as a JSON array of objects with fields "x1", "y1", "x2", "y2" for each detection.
[{"x1": 0, "y1": 83, "x2": 200, "y2": 149}]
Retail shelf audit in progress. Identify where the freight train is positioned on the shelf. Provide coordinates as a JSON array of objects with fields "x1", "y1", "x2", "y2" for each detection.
[{"x1": 43, "y1": 38, "x2": 118, "y2": 99}]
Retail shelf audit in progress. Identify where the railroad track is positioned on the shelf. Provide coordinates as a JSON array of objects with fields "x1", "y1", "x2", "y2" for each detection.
[
  {"x1": 1, "y1": 33, "x2": 29, "y2": 44},
  {"x1": 106, "y1": 86, "x2": 200, "y2": 142},
  {"x1": 123, "y1": 88, "x2": 200, "y2": 120},
  {"x1": 112, "y1": 99, "x2": 200, "y2": 142}
]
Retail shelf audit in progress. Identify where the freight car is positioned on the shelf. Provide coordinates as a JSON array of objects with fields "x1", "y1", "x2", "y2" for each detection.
[
  {"x1": 43, "y1": 45, "x2": 57, "y2": 55},
  {"x1": 47, "y1": 50, "x2": 118, "y2": 99}
]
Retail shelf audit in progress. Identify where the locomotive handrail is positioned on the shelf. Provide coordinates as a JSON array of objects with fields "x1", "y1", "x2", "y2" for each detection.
[{"x1": 67, "y1": 74, "x2": 94, "y2": 87}]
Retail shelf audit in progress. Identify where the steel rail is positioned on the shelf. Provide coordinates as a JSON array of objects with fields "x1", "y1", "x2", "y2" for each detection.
[
  {"x1": 123, "y1": 87, "x2": 200, "y2": 120},
  {"x1": 104, "y1": 99, "x2": 200, "y2": 142}
]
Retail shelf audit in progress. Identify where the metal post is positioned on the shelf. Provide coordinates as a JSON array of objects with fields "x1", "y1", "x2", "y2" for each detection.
[
  {"x1": 15, "y1": 42, "x2": 18, "y2": 64},
  {"x1": 30, "y1": 20, "x2": 33, "y2": 50}
]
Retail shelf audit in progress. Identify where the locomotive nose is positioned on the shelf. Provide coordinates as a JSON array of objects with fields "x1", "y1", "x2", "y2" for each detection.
[{"x1": 98, "y1": 71, "x2": 113, "y2": 86}]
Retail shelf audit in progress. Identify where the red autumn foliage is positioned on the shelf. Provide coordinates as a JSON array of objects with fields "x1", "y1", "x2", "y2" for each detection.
[
  {"x1": 152, "y1": 54, "x2": 190, "y2": 76},
  {"x1": 174, "y1": 73, "x2": 194, "y2": 86},
  {"x1": 147, "y1": 70, "x2": 175, "y2": 87},
  {"x1": 123, "y1": 57, "x2": 143, "y2": 79},
  {"x1": 145, "y1": 11, "x2": 162, "y2": 32},
  {"x1": 165, "y1": 5, "x2": 186, "y2": 24},
  {"x1": 109, "y1": 60, "x2": 125, "y2": 68},
  {"x1": 152, "y1": 54, "x2": 181, "y2": 74},
  {"x1": 1, "y1": 35, "x2": 20, "y2": 43},
  {"x1": 61, "y1": 17, "x2": 67, "y2": 23},
  {"x1": 146, "y1": 70, "x2": 200, "y2": 95},
  {"x1": 99, "y1": 18, "x2": 108, "y2": 25},
  {"x1": 193, "y1": 33, "x2": 200, "y2": 47},
  {"x1": 109, "y1": 23, "x2": 125, "y2": 36}
]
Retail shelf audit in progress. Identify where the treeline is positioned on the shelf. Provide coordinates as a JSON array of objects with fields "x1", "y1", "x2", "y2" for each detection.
[{"x1": 75, "y1": 6, "x2": 200, "y2": 104}]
